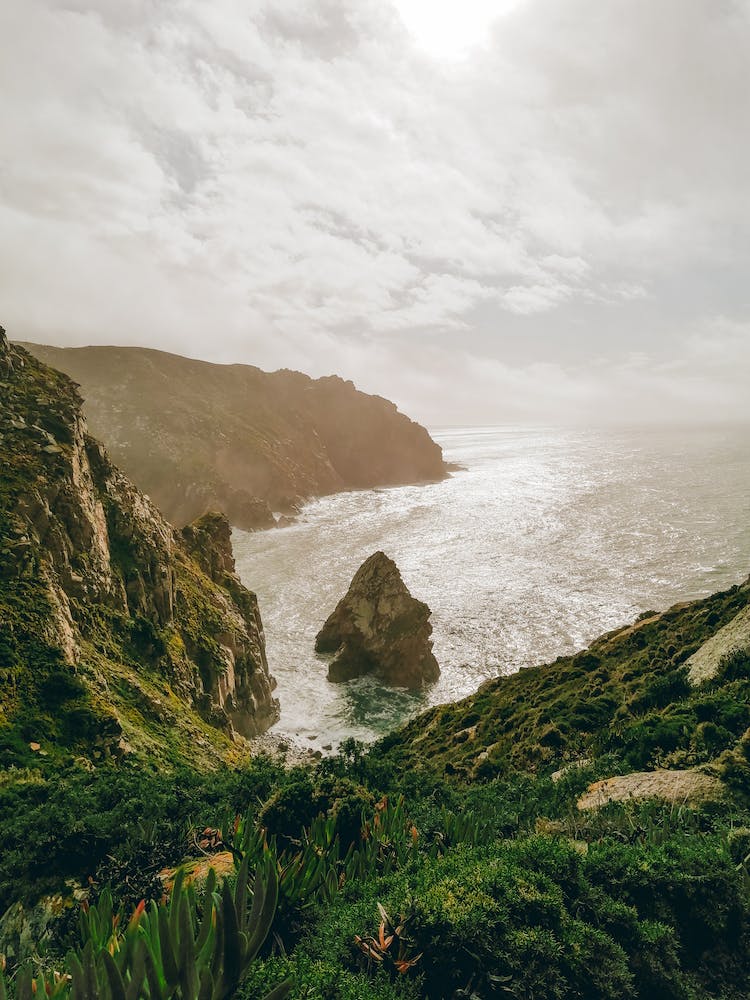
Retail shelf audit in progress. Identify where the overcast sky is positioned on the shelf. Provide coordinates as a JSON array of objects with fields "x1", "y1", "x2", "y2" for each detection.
[{"x1": 1, "y1": 0, "x2": 749, "y2": 425}]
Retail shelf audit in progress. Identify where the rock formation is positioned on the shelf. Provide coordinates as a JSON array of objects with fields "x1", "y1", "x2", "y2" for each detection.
[
  {"x1": 576, "y1": 769, "x2": 725, "y2": 811},
  {"x1": 0, "y1": 334, "x2": 279, "y2": 763},
  {"x1": 20, "y1": 343, "x2": 449, "y2": 531},
  {"x1": 685, "y1": 604, "x2": 750, "y2": 685},
  {"x1": 315, "y1": 552, "x2": 440, "y2": 688}
]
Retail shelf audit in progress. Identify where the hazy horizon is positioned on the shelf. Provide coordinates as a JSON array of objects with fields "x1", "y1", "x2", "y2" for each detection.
[{"x1": 2, "y1": 0, "x2": 749, "y2": 426}]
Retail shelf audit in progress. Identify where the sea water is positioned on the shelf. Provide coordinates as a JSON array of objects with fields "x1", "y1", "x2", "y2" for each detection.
[{"x1": 233, "y1": 426, "x2": 750, "y2": 750}]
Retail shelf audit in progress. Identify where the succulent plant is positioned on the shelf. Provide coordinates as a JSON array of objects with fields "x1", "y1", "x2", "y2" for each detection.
[{"x1": 0, "y1": 860, "x2": 291, "y2": 1000}]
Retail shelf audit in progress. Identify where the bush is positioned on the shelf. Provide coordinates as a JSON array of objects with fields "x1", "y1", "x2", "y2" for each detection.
[
  {"x1": 0, "y1": 757, "x2": 283, "y2": 913},
  {"x1": 259, "y1": 773, "x2": 374, "y2": 850},
  {"x1": 384, "y1": 832, "x2": 750, "y2": 999}
]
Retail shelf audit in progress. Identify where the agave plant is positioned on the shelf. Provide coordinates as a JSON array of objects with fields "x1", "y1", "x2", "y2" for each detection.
[
  {"x1": 428, "y1": 806, "x2": 492, "y2": 858},
  {"x1": 0, "y1": 859, "x2": 292, "y2": 1000},
  {"x1": 220, "y1": 811, "x2": 271, "y2": 868}
]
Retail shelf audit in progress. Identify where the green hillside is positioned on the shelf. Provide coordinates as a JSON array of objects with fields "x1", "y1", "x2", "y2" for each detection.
[{"x1": 379, "y1": 580, "x2": 750, "y2": 788}]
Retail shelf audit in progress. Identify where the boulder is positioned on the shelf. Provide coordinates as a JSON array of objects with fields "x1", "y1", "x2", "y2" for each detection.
[
  {"x1": 685, "y1": 604, "x2": 750, "y2": 685},
  {"x1": 181, "y1": 510, "x2": 238, "y2": 580},
  {"x1": 576, "y1": 768, "x2": 724, "y2": 811},
  {"x1": 315, "y1": 551, "x2": 440, "y2": 688},
  {"x1": 0, "y1": 325, "x2": 14, "y2": 378}
]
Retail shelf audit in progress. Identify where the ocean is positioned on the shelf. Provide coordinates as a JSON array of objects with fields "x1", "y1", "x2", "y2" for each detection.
[{"x1": 232, "y1": 425, "x2": 750, "y2": 750}]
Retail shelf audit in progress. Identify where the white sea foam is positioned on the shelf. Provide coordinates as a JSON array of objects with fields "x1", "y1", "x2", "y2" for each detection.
[{"x1": 233, "y1": 425, "x2": 750, "y2": 750}]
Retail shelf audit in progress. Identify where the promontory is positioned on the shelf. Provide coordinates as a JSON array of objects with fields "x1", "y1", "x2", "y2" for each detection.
[{"x1": 19, "y1": 343, "x2": 448, "y2": 531}]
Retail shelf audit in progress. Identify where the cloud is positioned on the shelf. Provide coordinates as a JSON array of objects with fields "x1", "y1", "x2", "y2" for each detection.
[{"x1": 0, "y1": 0, "x2": 748, "y2": 424}]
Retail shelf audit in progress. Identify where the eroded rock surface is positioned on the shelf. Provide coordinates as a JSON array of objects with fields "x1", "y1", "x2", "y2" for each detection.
[
  {"x1": 577, "y1": 769, "x2": 724, "y2": 811},
  {"x1": 685, "y1": 604, "x2": 750, "y2": 685},
  {"x1": 0, "y1": 333, "x2": 279, "y2": 758},
  {"x1": 315, "y1": 551, "x2": 440, "y2": 688}
]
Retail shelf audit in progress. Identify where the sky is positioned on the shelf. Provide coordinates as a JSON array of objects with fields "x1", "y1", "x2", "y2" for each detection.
[{"x1": 1, "y1": 0, "x2": 749, "y2": 426}]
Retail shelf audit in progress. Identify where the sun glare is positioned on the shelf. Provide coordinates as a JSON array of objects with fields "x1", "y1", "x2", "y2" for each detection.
[{"x1": 392, "y1": 0, "x2": 524, "y2": 59}]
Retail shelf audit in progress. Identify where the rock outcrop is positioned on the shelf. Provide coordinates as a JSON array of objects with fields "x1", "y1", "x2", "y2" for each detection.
[
  {"x1": 685, "y1": 604, "x2": 750, "y2": 685},
  {"x1": 20, "y1": 343, "x2": 449, "y2": 531},
  {"x1": 0, "y1": 332, "x2": 279, "y2": 763},
  {"x1": 315, "y1": 552, "x2": 440, "y2": 687},
  {"x1": 576, "y1": 769, "x2": 725, "y2": 811}
]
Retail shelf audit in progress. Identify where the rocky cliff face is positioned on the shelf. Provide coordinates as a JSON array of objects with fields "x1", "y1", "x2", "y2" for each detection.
[
  {"x1": 0, "y1": 329, "x2": 278, "y2": 764},
  {"x1": 315, "y1": 551, "x2": 440, "y2": 687},
  {"x1": 20, "y1": 344, "x2": 448, "y2": 531}
]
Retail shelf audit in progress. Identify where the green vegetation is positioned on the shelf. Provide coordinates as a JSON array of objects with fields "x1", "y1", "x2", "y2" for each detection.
[
  {"x1": 2, "y1": 338, "x2": 750, "y2": 996},
  {"x1": 1, "y1": 730, "x2": 749, "y2": 997},
  {"x1": 0, "y1": 858, "x2": 291, "y2": 1000},
  {"x1": 379, "y1": 582, "x2": 750, "y2": 782}
]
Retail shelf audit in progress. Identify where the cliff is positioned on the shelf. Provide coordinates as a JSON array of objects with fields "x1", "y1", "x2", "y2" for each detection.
[
  {"x1": 19, "y1": 344, "x2": 448, "y2": 531},
  {"x1": 0, "y1": 329, "x2": 279, "y2": 768}
]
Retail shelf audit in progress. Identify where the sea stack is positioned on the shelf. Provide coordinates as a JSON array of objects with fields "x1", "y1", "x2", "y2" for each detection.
[{"x1": 315, "y1": 551, "x2": 440, "y2": 688}]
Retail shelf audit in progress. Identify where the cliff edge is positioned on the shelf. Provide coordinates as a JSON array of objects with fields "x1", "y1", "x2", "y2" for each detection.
[
  {"x1": 0, "y1": 329, "x2": 279, "y2": 767},
  {"x1": 19, "y1": 344, "x2": 449, "y2": 531}
]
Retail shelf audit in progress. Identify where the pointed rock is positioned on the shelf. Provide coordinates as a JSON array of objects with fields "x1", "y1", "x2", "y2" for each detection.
[{"x1": 315, "y1": 551, "x2": 440, "y2": 688}]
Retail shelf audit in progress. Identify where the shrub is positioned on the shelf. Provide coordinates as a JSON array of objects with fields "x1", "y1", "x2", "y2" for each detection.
[{"x1": 258, "y1": 774, "x2": 374, "y2": 851}]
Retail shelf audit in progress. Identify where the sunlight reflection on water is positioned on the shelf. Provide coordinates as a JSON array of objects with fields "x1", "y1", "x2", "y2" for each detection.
[{"x1": 233, "y1": 426, "x2": 750, "y2": 750}]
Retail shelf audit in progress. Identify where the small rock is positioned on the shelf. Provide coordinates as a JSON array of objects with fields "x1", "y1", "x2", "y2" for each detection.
[
  {"x1": 685, "y1": 604, "x2": 750, "y2": 685},
  {"x1": 551, "y1": 759, "x2": 592, "y2": 783},
  {"x1": 160, "y1": 852, "x2": 235, "y2": 894}
]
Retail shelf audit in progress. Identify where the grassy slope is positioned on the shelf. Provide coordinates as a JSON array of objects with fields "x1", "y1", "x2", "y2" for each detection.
[{"x1": 378, "y1": 579, "x2": 750, "y2": 787}]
